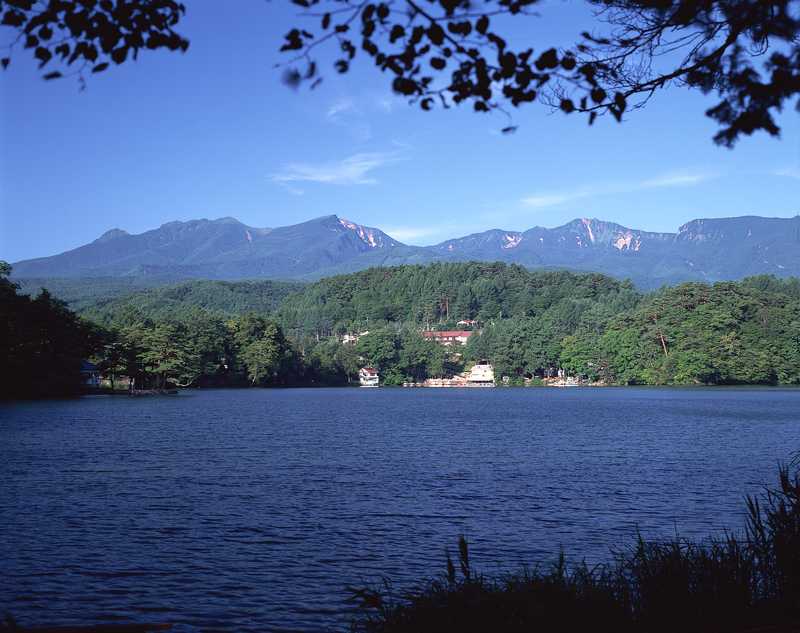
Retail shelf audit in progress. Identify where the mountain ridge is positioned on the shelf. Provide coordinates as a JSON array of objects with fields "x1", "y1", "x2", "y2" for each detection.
[{"x1": 11, "y1": 214, "x2": 800, "y2": 288}]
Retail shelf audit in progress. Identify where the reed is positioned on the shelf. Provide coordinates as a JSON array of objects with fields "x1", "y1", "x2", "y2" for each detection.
[{"x1": 350, "y1": 464, "x2": 800, "y2": 633}]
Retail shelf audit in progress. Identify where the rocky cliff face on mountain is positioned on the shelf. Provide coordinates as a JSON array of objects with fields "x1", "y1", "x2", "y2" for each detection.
[{"x1": 11, "y1": 214, "x2": 800, "y2": 288}]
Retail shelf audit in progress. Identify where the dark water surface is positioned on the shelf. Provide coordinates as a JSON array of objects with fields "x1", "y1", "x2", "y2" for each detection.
[{"x1": 2, "y1": 387, "x2": 799, "y2": 632}]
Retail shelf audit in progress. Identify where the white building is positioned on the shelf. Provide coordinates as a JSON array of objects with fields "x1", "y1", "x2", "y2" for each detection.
[
  {"x1": 467, "y1": 361, "x2": 495, "y2": 386},
  {"x1": 422, "y1": 330, "x2": 473, "y2": 346},
  {"x1": 342, "y1": 331, "x2": 370, "y2": 345},
  {"x1": 359, "y1": 367, "x2": 379, "y2": 387}
]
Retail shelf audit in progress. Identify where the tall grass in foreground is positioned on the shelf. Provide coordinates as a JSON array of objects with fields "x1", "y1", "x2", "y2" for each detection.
[{"x1": 350, "y1": 464, "x2": 800, "y2": 633}]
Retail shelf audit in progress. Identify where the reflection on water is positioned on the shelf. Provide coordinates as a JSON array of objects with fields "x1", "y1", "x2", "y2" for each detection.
[{"x1": 1, "y1": 387, "x2": 798, "y2": 631}]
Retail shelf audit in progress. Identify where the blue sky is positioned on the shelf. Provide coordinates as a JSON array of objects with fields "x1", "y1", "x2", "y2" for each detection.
[{"x1": 1, "y1": 1, "x2": 798, "y2": 263}]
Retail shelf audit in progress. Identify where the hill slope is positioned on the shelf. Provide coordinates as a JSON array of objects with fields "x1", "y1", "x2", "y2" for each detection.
[
  {"x1": 11, "y1": 215, "x2": 401, "y2": 280},
  {"x1": 11, "y1": 214, "x2": 800, "y2": 288},
  {"x1": 79, "y1": 279, "x2": 306, "y2": 324}
]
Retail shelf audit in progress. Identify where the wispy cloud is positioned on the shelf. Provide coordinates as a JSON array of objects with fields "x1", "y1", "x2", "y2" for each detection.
[
  {"x1": 776, "y1": 167, "x2": 800, "y2": 179},
  {"x1": 327, "y1": 97, "x2": 357, "y2": 120},
  {"x1": 271, "y1": 151, "x2": 401, "y2": 186},
  {"x1": 375, "y1": 96, "x2": 396, "y2": 113},
  {"x1": 640, "y1": 171, "x2": 711, "y2": 188},
  {"x1": 521, "y1": 169, "x2": 717, "y2": 209},
  {"x1": 281, "y1": 184, "x2": 305, "y2": 196},
  {"x1": 519, "y1": 193, "x2": 575, "y2": 209},
  {"x1": 325, "y1": 96, "x2": 372, "y2": 141}
]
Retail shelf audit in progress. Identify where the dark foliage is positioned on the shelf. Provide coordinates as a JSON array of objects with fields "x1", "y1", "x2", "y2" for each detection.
[
  {"x1": 2, "y1": 2, "x2": 796, "y2": 145},
  {"x1": 281, "y1": 0, "x2": 800, "y2": 145},
  {"x1": 0, "y1": 262, "x2": 99, "y2": 398},
  {"x1": 562, "y1": 279, "x2": 800, "y2": 385},
  {"x1": 10, "y1": 261, "x2": 800, "y2": 394},
  {"x1": 351, "y1": 465, "x2": 800, "y2": 633},
  {"x1": 276, "y1": 262, "x2": 638, "y2": 339},
  {"x1": 0, "y1": 0, "x2": 188, "y2": 84},
  {"x1": 79, "y1": 279, "x2": 305, "y2": 324}
]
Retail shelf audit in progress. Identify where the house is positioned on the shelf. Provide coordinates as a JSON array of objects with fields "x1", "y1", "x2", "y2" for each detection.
[
  {"x1": 467, "y1": 361, "x2": 495, "y2": 386},
  {"x1": 422, "y1": 330, "x2": 473, "y2": 346},
  {"x1": 456, "y1": 319, "x2": 478, "y2": 327},
  {"x1": 342, "y1": 331, "x2": 369, "y2": 345},
  {"x1": 80, "y1": 360, "x2": 101, "y2": 387},
  {"x1": 359, "y1": 366, "x2": 379, "y2": 387}
]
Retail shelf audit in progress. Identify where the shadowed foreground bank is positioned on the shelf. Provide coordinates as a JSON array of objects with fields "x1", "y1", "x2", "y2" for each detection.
[{"x1": 350, "y1": 465, "x2": 800, "y2": 633}]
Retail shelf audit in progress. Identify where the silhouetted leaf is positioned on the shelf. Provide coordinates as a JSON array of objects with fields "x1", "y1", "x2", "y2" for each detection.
[
  {"x1": 591, "y1": 87, "x2": 606, "y2": 104},
  {"x1": 111, "y1": 47, "x2": 127, "y2": 64},
  {"x1": 34, "y1": 46, "x2": 51, "y2": 66},
  {"x1": 392, "y1": 76, "x2": 417, "y2": 95},
  {"x1": 535, "y1": 48, "x2": 558, "y2": 70},
  {"x1": 427, "y1": 24, "x2": 445, "y2": 46},
  {"x1": 282, "y1": 68, "x2": 301, "y2": 88}
]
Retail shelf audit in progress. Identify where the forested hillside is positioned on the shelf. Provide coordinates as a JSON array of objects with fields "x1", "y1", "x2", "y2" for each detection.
[
  {"x1": 275, "y1": 264, "x2": 800, "y2": 385},
  {"x1": 276, "y1": 263, "x2": 639, "y2": 337},
  {"x1": 558, "y1": 276, "x2": 800, "y2": 385},
  {"x1": 81, "y1": 279, "x2": 305, "y2": 324},
  {"x1": 7, "y1": 261, "x2": 800, "y2": 395},
  {"x1": 0, "y1": 265, "x2": 99, "y2": 399},
  {"x1": 15, "y1": 276, "x2": 177, "y2": 312}
]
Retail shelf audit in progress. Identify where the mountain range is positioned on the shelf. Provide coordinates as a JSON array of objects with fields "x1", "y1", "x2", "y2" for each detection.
[{"x1": 11, "y1": 214, "x2": 800, "y2": 288}]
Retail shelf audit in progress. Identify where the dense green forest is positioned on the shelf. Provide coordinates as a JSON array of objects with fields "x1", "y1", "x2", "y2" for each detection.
[
  {"x1": 0, "y1": 264, "x2": 100, "y2": 398},
  {"x1": 15, "y1": 276, "x2": 181, "y2": 312},
  {"x1": 4, "y1": 260, "x2": 800, "y2": 397},
  {"x1": 276, "y1": 263, "x2": 639, "y2": 335},
  {"x1": 79, "y1": 279, "x2": 305, "y2": 324},
  {"x1": 17, "y1": 277, "x2": 305, "y2": 317},
  {"x1": 560, "y1": 277, "x2": 800, "y2": 385}
]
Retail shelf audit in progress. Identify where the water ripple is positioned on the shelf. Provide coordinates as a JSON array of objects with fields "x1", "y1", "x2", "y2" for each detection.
[{"x1": 1, "y1": 387, "x2": 799, "y2": 632}]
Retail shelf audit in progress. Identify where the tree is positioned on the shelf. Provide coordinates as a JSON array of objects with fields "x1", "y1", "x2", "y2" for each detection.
[
  {"x1": 0, "y1": 0, "x2": 188, "y2": 84},
  {"x1": 232, "y1": 315, "x2": 289, "y2": 385},
  {"x1": 334, "y1": 342, "x2": 361, "y2": 383},
  {"x1": 241, "y1": 335, "x2": 281, "y2": 385},
  {"x1": 397, "y1": 328, "x2": 444, "y2": 381},
  {"x1": 278, "y1": 0, "x2": 800, "y2": 146},
  {"x1": 138, "y1": 321, "x2": 191, "y2": 388},
  {"x1": 96, "y1": 339, "x2": 127, "y2": 390},
  {"x1": 3, "y1": 1, "x2": 797, "y2": 145},
  {"x1": 355, "y1": 327, "x2": 398, "y2": 372},
  {"x1": 0, "y1": 262, "x2": 100, "y2": 398}
]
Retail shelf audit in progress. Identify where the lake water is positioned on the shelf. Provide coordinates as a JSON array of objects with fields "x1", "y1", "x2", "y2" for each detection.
[{"x1": 2, "y1": 387, "x2": 799, "y2": 632}]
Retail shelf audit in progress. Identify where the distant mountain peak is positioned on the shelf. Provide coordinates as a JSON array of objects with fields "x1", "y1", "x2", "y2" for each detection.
[
  {"x1": 95, "y1": 228, "x2": 129, "y2": 243},
  {"x1": 11, "y1": 214, "x2": 800, "y2": 289}
]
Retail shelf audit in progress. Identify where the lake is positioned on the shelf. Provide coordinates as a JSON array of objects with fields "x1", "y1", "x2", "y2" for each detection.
[{"x1": 1, "y1": 387, "x2": 799, "y2": 632}]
